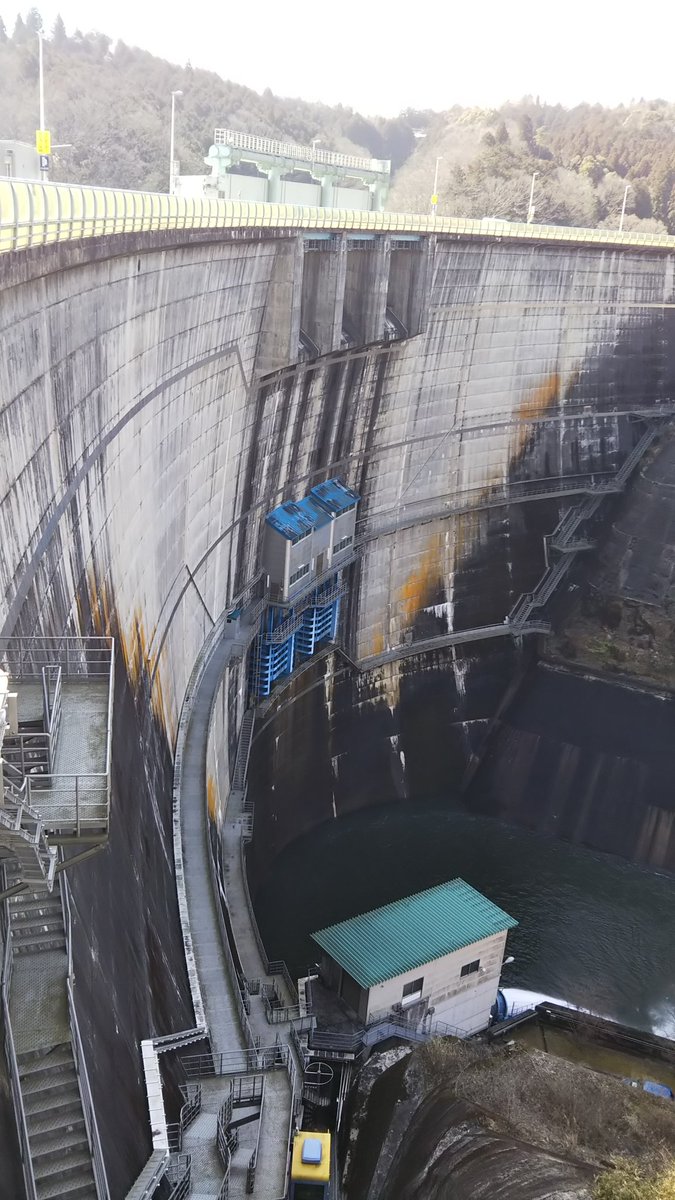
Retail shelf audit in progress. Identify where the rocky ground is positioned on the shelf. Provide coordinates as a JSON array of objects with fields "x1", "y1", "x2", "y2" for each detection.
[{"x1": 342, "y1": 1038, "x2": 675, "y2": 1199}]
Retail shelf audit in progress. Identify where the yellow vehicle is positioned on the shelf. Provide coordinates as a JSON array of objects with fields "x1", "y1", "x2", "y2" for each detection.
[{"x1": 289, "y1": 1130, "x2": 331, "y2": 1199}]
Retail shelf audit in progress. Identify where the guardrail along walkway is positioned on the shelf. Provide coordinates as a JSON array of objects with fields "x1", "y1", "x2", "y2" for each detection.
[
  {"x1": 4, "y1": 179, "x2": 675, "y2": 255},
  {"x1": 180, "y1": 626, "x2": 250, "y2": 1058},
  {"x1": 178, "y1": 611, "x2": 294, "y2": 1197}
]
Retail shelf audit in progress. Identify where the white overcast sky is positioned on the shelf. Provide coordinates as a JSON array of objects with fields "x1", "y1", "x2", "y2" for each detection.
[{"x1": 3, "y1": 0, "x2": 674, "y2": 116}]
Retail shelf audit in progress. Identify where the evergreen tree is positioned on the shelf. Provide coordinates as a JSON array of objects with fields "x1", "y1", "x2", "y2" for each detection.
[
  {"x1": 12, "y1": 14, "x2": 27, "y2": 41},
  {"x1": 0, "y1": 16, "x2": 7, "y2": 41},
  {"x1": 52, "y1": 14, "x2": 67, "y2": 44},
  {"x1": 519, "y1": 113, "x2": 535, "y2": 150},
  {"x1": 25, "y1": 8, "x2": 43, "y2": 34}
]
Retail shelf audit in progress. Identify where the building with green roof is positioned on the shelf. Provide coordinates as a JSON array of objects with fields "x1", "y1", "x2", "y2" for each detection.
[{"x1": 312, "y1": 879, "x2": 517, "y2": 1034}]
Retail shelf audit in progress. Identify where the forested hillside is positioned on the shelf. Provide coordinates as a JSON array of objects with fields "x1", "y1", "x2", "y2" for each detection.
[
  {"x1": 0, "y1": 9, "x2": 421, "y2": 190},
  {"x1": 390, "y1": 102, "x2": 675, "y2": 232},
  {"x1": 3, "y1": 8, "x2": 675, "y2": 234}
]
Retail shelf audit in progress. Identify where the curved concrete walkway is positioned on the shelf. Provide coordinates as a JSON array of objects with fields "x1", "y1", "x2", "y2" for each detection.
[
  {"x1": 179, "y1": 613, "x2": 294, "y2": 1199},
  {"x1": 181, "y1": 627, "x2": 249, "y2": 1058}
]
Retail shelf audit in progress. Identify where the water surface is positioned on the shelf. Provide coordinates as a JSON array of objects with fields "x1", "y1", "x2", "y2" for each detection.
[{"x1": 254, "y1": 802, "x2": 675, "y2": 1035}]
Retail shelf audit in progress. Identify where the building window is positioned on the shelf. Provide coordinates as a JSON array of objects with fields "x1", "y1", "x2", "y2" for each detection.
[
  {"x1": 401, "y1": 977, "x2": 424, "y2": 1005},
  {"x1": 460, "y1": 959, "x2": 480, "y2": 978},
  {"x1": 289, "y1": 563, "x2": 310, "y2": 586},
  {"x1": 333, "y1": 534, "x2": 353, "y2": 555}
]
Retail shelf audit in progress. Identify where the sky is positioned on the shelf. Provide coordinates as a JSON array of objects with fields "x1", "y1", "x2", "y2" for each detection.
[{"x1": 3, "y1": 0, "x2": 675, "y2": 117}]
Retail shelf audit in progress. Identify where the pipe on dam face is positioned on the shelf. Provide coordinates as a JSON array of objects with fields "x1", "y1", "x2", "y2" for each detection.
[{"x1": 1, "y1": 227, "x2": 675, "y2": 1189}]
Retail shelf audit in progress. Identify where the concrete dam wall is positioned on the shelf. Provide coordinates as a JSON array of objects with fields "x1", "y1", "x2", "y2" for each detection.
[{"x1": 1, "y1": 226, "x2": 675, "y2": 1191}]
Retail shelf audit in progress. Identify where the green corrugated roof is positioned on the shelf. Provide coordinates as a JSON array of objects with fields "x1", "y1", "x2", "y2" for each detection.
[{"x1": 311, "y1": 879, "x2": 517, "y2": 989}]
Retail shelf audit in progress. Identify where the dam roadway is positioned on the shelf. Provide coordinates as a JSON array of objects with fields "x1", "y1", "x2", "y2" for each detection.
[{"x1": 2, "y1": 181, "x2": 675, "y2": 1197}]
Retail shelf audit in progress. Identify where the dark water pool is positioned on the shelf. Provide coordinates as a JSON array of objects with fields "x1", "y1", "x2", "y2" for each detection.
[{"x1": 253, "y1": 802, "x2": 675, "y2": 1035}]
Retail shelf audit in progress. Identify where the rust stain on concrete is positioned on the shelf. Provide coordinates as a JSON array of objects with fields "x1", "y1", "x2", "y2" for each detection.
[
  {"x1": 510, "y1": 371, "x2": 561, "y2": 462},
  {"x1": 398, "y1": 533, "x2": 444, "y2": 626},
  {"x1": 207, "y1": 774, "x2": 217, "y2": 823}
]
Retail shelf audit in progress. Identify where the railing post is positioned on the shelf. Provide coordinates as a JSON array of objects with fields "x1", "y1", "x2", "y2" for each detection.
[{"x1": 75, "y1": 775, "x2": 80, "y2": 838}]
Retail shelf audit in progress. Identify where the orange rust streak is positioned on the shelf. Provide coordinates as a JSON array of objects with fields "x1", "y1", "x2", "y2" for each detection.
[
  {"x1": 207, "y1": 775, "x2": 217, "y2": 823},
  {"x1": 398, "y1": 533, "x2": 444, "y2": 627},
  {"x1": 511, "y1": 372, "x2": 561, "y2": 461}
]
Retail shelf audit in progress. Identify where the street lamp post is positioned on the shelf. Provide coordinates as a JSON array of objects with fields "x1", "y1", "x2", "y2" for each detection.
[
  {"x1": 169, "y1": 90, "x2": 183, "y2": 195},
  {"x1": 527, "y1": 171, "x2": 538, "y2": 224},
  {"x1": 431, "y1": 155, "x2": 442, "y2": 217},
  {"x1": 619, "y1": 183, "x2": 631, "y2": 232},
  {"x1": 38, "y1": 32, "x2": 48, "y2": 182}
]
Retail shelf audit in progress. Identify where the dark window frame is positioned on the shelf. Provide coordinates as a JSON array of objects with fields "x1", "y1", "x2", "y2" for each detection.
[
  {"x1": 460, "y1": 959, "x2": 480, "y2": 978},
  {"x1": 289, "y1": 562, "x2": 310, "y2": 586},
  {"x1": 401, "y1": 977, "x2": 424, "y2": 1004}
]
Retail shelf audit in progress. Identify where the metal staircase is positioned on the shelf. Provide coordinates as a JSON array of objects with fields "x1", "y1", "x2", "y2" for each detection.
[
  {"x1": 0, "y1": 669, "x2": 58, "y2": 897},
  {"x1": 231, "y1": 709, "x2": 256, "y2": 794},
  {"x1": 0, "y1": 639, "x2": 114, "y2": 1200},
  {"x1": 2, "y1": 859, "x2": 99, "y2": 1200},
  {"x1": 508, "y1": 423, "x2": 663, "y2": 633},
  {"x1": 0, "y1": 637, "x2": 115, "y2": 899},
  {"x1": 0, "y1": 786, "x2": 58, "y2": 897},
  {"x1": 18, "y1": 1042, "x2": 97, "y2": 1200}
]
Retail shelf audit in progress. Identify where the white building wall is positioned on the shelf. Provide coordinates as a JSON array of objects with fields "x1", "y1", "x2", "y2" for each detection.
[
  {"x1": 1, "y1": 140, "x2": 40, "y2": 180},
  {"x1": 364, "y1": 930, "x2": 508, "y2": 1034},
  {"x1": 281, "y1": 180, "x2": 321, "y2": 206},
  {"x1": 213, "y1": 174, "x2": 267, "y2": 202},
  {"x1": 261, "y1": 523, "x2": 289, "y2": 592},
  {"x1": 174, "y1": 174, "x2": 209, "y2": 198},
  {"x1": 334, "y1": 186, "x2": 370, "y2": 210}
]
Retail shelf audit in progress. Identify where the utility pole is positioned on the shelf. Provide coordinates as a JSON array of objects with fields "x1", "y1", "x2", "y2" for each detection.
[
  {"x1": 527, "y1": 171, "x2": 538, "y2": 224},
  {"x1": 431, "y1": 156, "x2": 442, "y2": 217},
  {"x1": 36, "y1": 32, "x2": 50, "y2": 181},
  {"x1": 619, "y1": 183, "x2": 631, "y2": 232},
  {"x1": 310, "y1": 138, "x2": 322, "y2": 186},
  {"x1": 169, "y1": 90, "x2": 183, "y2": 195}
]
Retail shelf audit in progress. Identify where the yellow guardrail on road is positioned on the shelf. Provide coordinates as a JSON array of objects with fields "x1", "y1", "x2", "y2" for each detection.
[{"x1": 2, "y1": 179, "x2": 675, "y2": 256}]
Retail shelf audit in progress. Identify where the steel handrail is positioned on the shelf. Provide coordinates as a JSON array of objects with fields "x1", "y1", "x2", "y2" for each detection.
[
  {"x1": 0, "y1": 636, "x2": 114, "y2": 679},
  {"x1": 5, "y1": 179, "x2": 675, "y2": 257},
  {"x1": 103, "y1": 639, "x2": 115, "y2": 779},
  {"x1": 67, "y1": 976, "x2": 111, "y2": 1200},
  {"x1": 355, "y1": 469, "x2": 621, "y2": 541},
  {"x1": 246, "y1": 1073, "x2": 266, "y2": 1194},
  {"x1": 238, "y1": 837, "x2": 299, "y2": 1005},
  {"x1": 124, "y1": 1150, "x2": 170, "y2": 1200},
  {"x1": 165, "y1": 1155, "x2": 191, "y2": 1200},
  {"x1": 207, "y1": 837, "x2": 257, "y2": 1050},
  {"x1": 212, "y1": 128, "x2": 389, "y2": 174},
  {"x1": 180, "y1": 1044, "x2": 289, "y2": 1078},
  {"x1": 167, "y1": 1083, "x2": 201, "y2": 1153},
  {"x1": 1, "y1": 896, "x2": 37, "y2": 1200}
]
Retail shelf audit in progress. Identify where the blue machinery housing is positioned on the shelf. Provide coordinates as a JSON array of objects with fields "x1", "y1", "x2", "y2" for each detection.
[
  {"x1": 251, "y1": 584, "x2": 342, "y2": 697},
  {"x1": 251, "y1": 479, "x2": 359, "y2": 698}
]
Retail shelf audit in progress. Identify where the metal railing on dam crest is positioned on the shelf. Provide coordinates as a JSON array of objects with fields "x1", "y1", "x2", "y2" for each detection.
[{"x1": 3, "y1": 178, "x2": 675, "y2": 254}]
